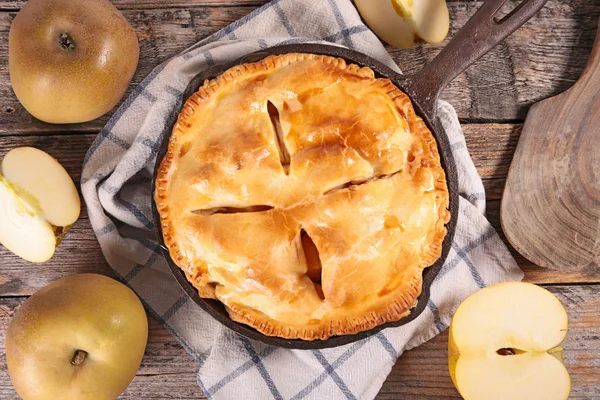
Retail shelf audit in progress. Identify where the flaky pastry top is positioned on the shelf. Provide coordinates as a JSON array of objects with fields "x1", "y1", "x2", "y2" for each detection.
[{"x1": 156, "y1": 53, "x2": 450, "y2": 340}]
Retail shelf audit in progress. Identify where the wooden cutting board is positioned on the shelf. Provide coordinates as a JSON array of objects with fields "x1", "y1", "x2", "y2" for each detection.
[{"x1": 501, "y1": 19, "x2": 600, "y2": 271}]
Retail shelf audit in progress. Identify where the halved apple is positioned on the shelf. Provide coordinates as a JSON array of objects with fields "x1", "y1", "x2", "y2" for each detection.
[
  {"x1": 355, "y1": 0, "x2": 450, "y2": 48},
  {"x1": 0, "y1": 147, "x2": 80, "y2": 262},
  {"x1": 448, "y1": 282, "x2": 571, "y2": 400}
]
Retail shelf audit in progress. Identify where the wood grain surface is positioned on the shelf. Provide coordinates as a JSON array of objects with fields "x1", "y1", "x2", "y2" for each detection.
[
  {"x1": 0, "y1": 1, "x2": 599, "y2": 134},
  {"x1": 0, "y1": 0, "x2": 598, "y2": 399},
  {"x1": 1, "y1": 285, "x2": 598, "y2": 399},
  {"x1": 502, "y1": 18, "x2": 600, "y2": 271}
]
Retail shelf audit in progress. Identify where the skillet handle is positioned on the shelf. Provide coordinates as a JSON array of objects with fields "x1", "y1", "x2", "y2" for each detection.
[{"x1": 405, "y1": 0, "x2": 548, "y2": 116}]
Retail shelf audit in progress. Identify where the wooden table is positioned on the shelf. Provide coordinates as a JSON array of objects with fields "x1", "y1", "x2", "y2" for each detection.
[{"x1": 0, "y1": 1, "x2": 599, "y2": 398}]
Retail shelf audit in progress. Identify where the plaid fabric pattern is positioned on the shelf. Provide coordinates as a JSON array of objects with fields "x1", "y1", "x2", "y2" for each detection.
[{"x1": 81, "y1": 0, "x2": 523, "y2": 398}]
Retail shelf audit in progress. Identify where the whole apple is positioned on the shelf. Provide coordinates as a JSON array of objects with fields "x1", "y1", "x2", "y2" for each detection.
[
  {"x1": 5, "y1": 274, "x2": 148, "y2": 400},
  {"x1": 9, "y1": 0, "x2": 139, "y2": 124}
]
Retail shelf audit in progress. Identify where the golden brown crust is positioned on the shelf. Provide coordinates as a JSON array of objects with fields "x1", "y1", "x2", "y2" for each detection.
[
  {"x1": 155, "y1": 53, "x2": 450, "y2": 340},
  {"x1": 225, "y1": 271, "x2": 420, "y2": 340}
]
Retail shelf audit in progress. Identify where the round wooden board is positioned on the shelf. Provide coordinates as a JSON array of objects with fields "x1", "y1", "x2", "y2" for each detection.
[{"x1": 501, "y1": 19, "x2": 600, "y2": 271}]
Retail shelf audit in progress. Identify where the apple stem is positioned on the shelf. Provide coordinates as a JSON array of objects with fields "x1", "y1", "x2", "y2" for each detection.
[
  {"x1": 58, "y1": 33, "x2": 76, "y2": 51},
  {"x1": 70, "y1": 349, "x2": 88, "y2": 366}
]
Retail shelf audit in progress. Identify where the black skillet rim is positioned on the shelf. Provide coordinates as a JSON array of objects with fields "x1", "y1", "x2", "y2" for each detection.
[{"x1": 151, "y1": 44, "x2": 459, "y2": 349}]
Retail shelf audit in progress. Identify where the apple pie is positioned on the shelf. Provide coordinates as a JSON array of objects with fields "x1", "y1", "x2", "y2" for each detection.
[{"x1": 155, "y1": 53, "x2": 450, "y2": 340}]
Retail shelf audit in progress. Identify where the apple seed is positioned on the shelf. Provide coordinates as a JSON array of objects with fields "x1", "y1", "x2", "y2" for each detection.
[{"x1": 496, "y1": 348, "x2": 516, "y2": 356}]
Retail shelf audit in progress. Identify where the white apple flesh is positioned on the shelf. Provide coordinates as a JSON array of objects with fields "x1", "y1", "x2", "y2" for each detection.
[
  {"x1": 411, "y1": 0, "x2": 450, "y2": 44},
  {"x1": 6, "y1": 274, "x2": 148, "y2": 400},
  {"x1": 355, "y1": 0, "x2": 449, "y2": 49},
  {"x1": 449, "y1": 282, "x2": 571, "y2": 400},
  {"x1": 0, "y1": 147, "x2": 80, "y2": 262},
  {"x1": 2, "y1": 147, "x2": 80, "y2": 227},
  {"x1": 0, "y1": 174, "x2": 56, "y2": 262}
]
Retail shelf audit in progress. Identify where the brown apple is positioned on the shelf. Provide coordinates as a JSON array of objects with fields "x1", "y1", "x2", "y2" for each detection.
[
  {"x1": 9, "y1": 0, "x2": 139, "y2": 124},
  {"x1": 5, "y1": 274, "x2": 148, "y2": 400}
]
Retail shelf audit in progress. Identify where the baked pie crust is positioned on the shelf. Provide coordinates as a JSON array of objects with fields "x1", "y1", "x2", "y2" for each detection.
[{"x1": 155, "y1": 53, "x2": 450, "y2": 340}]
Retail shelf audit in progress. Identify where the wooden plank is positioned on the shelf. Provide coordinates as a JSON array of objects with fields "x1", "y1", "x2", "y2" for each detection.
[
  {"x1": 0, "y1": 0, "x2": 266, "y2": 11},
  {"x1": 0, "y1": 134, "x2": 115, "y2": 296},
  {"x1": 0, "y1": 284, "x2": 597, "y2": 399},
  {"x1": 0, "y1": 0, "x2": 501, "y2": 10},
  {"x1": 0, "y1": 0, "x2": 593, "y2": 10},
  {"x1": 0, "y1": 0, "x2": 544, "y2": 10},
  {"x1": 379, "y1": 285, "x2": 600, "y2": 399},
  {"x1": 0, "y1": 1, "x2": 598, "y2": 134},
  {"x1": 393, "y1": 0, "x2": 600, "y2": 120},
  {"x1": 0, "y1": 297, "x2": 206, "y2": 400},
  {"x1": 0, "y1": 124, "x2": 598, "y2": 297},
  {"x1": 462, "y1": 123, "x2": 521, "y2": 199},
  {"x1": 0, "y1": 7, "x2": 250, "y2": 134}
]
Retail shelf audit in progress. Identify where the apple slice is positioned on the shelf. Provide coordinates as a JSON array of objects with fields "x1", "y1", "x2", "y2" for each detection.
[
  {"x1": 0, "y1": 174, "x2": 56, "y2": 262},
  {"x1": 449, "y1": 282, "x2": 571, "y2": 400},
  {"x1": 0, "y1": 147, "x2": 80, "y2": 262},
  {"x1": 355, "y1": 0, "x2": 449, "y2": 49},
  {"x1": 410, "y1": 0, "x2": 450, "y2": 44},
  {"x1": 1, "y1": 147, "x2": 80, "y2": 227}
]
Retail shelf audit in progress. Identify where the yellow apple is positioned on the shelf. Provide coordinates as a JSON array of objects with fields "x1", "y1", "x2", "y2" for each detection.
[
  {"x1": 9, "y1": 0, "x2": 139, "y2": 123},
  {"x1": 355, "y1": 0, "x2": 450, "y2": 48},
  {"x1": 5, "y1": 274, "x2": 148, "y2": 400},
  {"x1": 0, "y1": 147, "x2": 80, "y2": 262},
  {"x1": 448, "y1": 282, "x2": 571, "y2": 400}
]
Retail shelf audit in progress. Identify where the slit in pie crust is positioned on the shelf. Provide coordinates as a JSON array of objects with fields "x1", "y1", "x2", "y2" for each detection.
[{"x1": 155, "y1": 53, "x2": 450, "y2": 340}]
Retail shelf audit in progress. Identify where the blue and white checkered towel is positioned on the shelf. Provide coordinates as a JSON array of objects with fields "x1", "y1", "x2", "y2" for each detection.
[{"x1": 81, "y1": 0, "x2": 523, "y2": 398}]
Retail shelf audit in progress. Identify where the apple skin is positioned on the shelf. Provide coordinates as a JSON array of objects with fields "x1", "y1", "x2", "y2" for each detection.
[
  {"x1": 5, "y1": 274, "x2": 148, "y2": 400},
  {"x1": 9, "y1": 0, "x2": 139, "y2": 124}
]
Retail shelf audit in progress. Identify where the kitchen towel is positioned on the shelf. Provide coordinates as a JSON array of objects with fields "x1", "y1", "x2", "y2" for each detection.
[{"x1": 81, "y1": 0, "x2": 523, "y2": 398}]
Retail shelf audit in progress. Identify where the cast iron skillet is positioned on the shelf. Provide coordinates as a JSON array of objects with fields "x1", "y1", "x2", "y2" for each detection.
[{"x1": 151, "y1": 0, "x2": 547, "y2": 349}]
